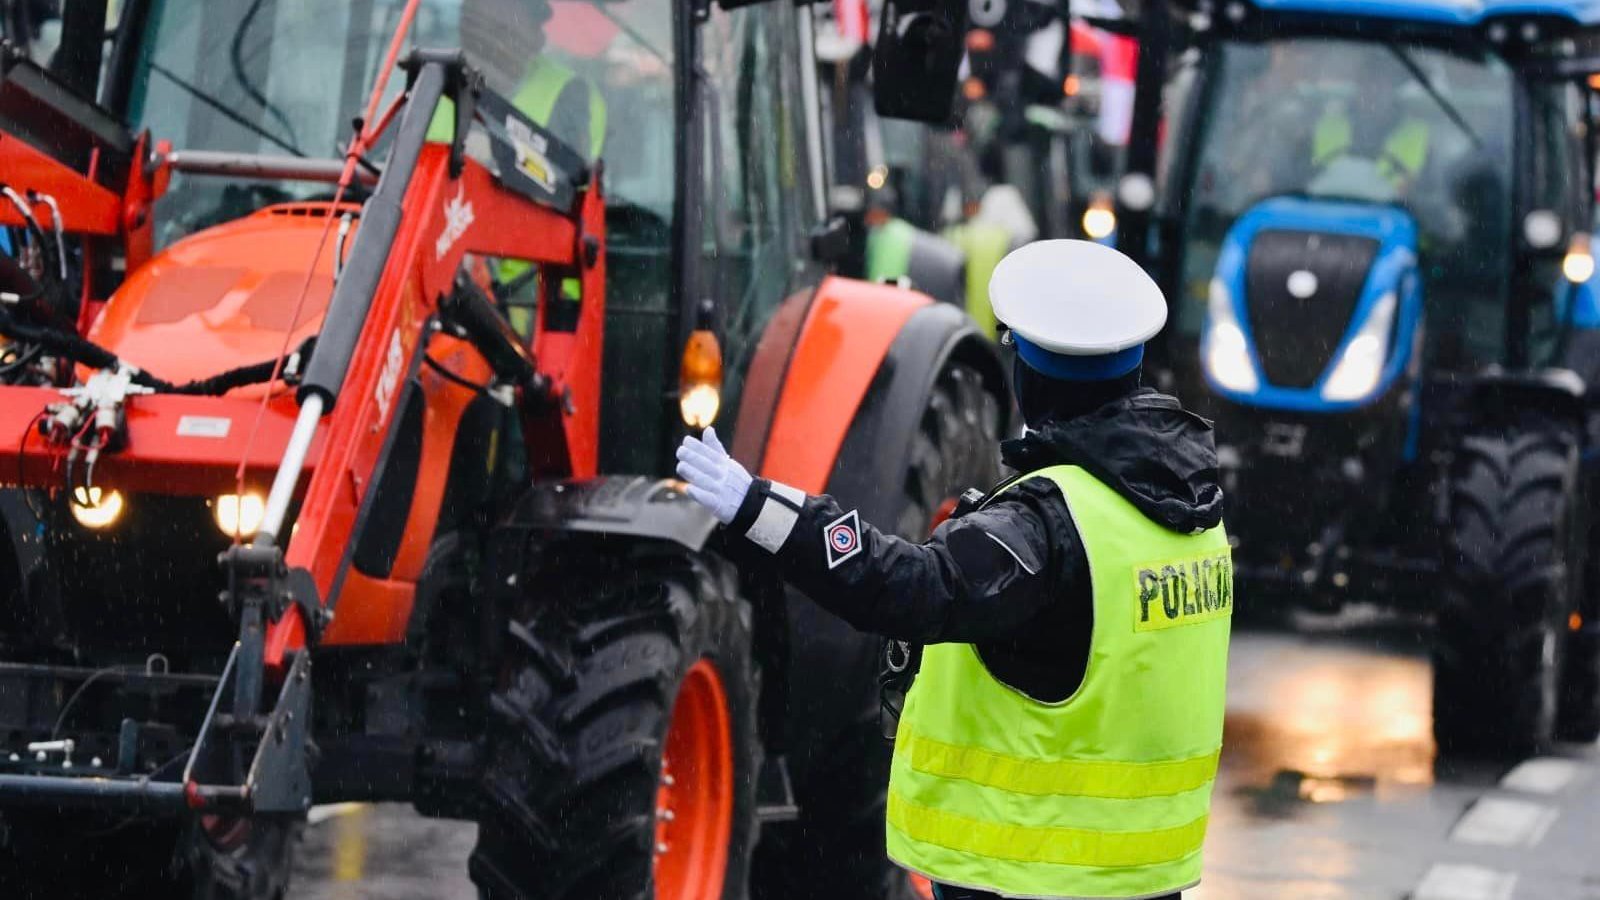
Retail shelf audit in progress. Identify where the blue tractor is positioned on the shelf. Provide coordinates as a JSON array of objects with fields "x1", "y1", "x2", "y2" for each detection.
[{"x1": 1104, "y1": 0, "x2": 1600, "y2": 756}]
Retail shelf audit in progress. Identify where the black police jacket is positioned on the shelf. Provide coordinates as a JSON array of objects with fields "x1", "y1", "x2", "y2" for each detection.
[{"x1": 725, "y1": 388, "x2": 1225, "y2": 702}]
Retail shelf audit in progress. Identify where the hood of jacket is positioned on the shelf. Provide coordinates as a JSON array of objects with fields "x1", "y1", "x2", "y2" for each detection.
[{"x1": 1001, "y1": 388, "x2": 1225, "y2": 534}]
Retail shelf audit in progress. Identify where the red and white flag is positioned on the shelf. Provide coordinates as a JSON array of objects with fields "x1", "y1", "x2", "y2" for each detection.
[{"x1": 835, "y1": 0, "x2": 870, "y2": 43}]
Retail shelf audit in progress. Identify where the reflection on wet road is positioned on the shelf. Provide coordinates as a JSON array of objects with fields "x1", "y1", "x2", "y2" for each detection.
[
  {"x1": 1221, "y1": 617, "x2": 1436, "y2": 812},
  {"x1": 294, "y1": 617, "x2": 1600, "y2": 899}
]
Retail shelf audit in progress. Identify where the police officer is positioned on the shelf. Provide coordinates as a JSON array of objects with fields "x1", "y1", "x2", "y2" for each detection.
[{"x1": 676, "y1": 240, "x2": 1232, "y2": 900}]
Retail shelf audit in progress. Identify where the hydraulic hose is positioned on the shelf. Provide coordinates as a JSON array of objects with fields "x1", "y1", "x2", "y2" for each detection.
[
  {"x1": 298, "y1": 62, "x2": 446, "y2": 410},
  {"x1": 0, "y1": 303, "x2": 313, "y2": 395}
]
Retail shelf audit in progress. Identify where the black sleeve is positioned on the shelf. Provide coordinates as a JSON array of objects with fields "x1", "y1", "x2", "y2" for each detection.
[{"x1": 723, "y1": 477, "x2": 1077, "y2": 644}]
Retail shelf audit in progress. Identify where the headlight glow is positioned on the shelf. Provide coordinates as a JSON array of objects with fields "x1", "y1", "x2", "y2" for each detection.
[
  {"x1": 70, "y1": 487, "x2": 124, "y2": 530},
  {"x1": 680, "y1": 383, "x2": 721, "y2": 430},
  {"x1": 214, "y1": 492, "x2": 266, "y2": 538},
  {"x1": 1564, "y1": 251, "x2": 1595, "y2": 284},
  {"x1": 1563, "y1": 234, "x2": 1594, "y2": 283},
  {"x1": 1203, "y1": 279, "x2": 1260, "y2": 392},
  {"x1": 1321, "y1": 292, "x2": 1397, "y2": 402},
  {"x1": 1082, "y1": 205, "x2": 1117, "y2": 241}
]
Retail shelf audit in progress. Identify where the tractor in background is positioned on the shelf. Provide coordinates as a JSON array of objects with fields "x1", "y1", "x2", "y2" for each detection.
[
  {"x1": 812, "y1": 3, "x2": 973, "y2": 314},
  {"x1": 1113, "y1": 0, "x2": 1600, "y2": 757},
  {"x1": 0, "y1": 0, "x2": 1007, "y2": 896}
]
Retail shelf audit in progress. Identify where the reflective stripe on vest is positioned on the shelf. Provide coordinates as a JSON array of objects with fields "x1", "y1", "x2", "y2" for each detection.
[{"x1": 886, "y1": 465, "x2": 1232, "y2": 899}]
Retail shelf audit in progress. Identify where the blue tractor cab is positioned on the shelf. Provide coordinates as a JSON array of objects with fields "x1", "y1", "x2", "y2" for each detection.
[{"x1": 1120, "y1": 0, "x2": 1600, "y2": 755}]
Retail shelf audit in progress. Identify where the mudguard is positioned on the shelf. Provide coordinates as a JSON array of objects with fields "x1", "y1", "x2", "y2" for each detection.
[
  {"x1": 507, "y1": 475, "x2": 718, "y2": 551},
  {"x1": 748, "y1": 276, "x2": 928, "y2": 492},
  {"x1": 827, "y1": 302, "x2": 1008, "y2": 527},
  {"x1": 1467, "y1": 368, "x2": 1586, "y2": 427},
  {"x1": 738, "y1": 274, "x2": 1006, "y2": 506}
]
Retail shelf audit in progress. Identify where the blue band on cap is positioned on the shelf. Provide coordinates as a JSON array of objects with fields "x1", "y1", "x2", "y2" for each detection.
[{"x1": 1014, "y1": 334, "x2": 1144, "y2": 381}]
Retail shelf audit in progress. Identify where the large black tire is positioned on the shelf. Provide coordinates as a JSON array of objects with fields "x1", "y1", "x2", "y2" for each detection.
[
  {"x1": 1434, "y1": 425, "x2": 1580, "y2": 758},
  {"x1": 469, "y1": 542, "x2": 760, "y2": 900},
  {"x1": 753, "y1": 364, "x2": 1003, "y2": 900}
]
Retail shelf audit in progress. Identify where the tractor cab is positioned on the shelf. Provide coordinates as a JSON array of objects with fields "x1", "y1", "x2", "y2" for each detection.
[{"x1": 1127, "y1": 0, "x2": 1600, "y2": 755}]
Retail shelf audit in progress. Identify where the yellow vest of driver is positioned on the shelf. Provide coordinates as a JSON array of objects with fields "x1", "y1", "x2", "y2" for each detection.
[{"x1": 887, "y1": 465, "x2": 1232, "y2": 899}]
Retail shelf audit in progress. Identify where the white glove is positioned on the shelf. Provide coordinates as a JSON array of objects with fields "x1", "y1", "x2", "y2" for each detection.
[{"x1": 675, "y1": 427, "x2": 753, "y2": 525}]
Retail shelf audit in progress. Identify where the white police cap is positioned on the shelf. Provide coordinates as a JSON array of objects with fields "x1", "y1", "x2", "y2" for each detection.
[{"x1": 989, "y1": 239, "x2": 1167, "y2": 380}]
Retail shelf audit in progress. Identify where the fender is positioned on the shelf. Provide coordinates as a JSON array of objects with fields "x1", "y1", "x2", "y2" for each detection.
[
  {"x1": 507, "y1": 475, "x2": 717, "y2": 551},
  {"x1": 827, "y1": 302, "x2": 1008, "y2": 527},
  {"x1": 1467, "y1": 368, "x2": 1586, "y2": 429},
  {"x1": 754, "y1": 276, "x2": 929, "y2": 493}
]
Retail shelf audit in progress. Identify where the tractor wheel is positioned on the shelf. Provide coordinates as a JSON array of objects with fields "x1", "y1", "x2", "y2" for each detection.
[
  {"x1": 470, "y1": 544, "x2": 759, "y2": 900},
  {"x1": 1434, "y1": 425, "x2": 1580, "y2": 758},
  {"x1": 754, "y1": 364, "x2": 1002, "y2": 900}
]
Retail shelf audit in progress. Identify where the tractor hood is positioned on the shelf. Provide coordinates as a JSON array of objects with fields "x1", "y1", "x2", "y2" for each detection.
[{"x1": 89, "y1": 204, "x2": 354, "y2": 387}]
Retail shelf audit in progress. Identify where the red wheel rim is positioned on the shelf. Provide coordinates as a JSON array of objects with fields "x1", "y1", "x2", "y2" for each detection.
[
  {"x1": 654, "y1": 658, "x2": 733, "y2": 899},
  {"x1": 911, "y1": 874, "x2": 937, "y2": 899}
]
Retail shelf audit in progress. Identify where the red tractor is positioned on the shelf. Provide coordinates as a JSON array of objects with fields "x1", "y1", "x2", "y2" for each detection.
[{"x1": 0, "y1": 1, "x2": 1007, "y2": 897}]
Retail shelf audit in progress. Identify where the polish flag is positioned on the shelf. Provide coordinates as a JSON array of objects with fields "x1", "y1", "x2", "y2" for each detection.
[
  {"x1": 1098, "y1": 32, "x2": 1139, "y2": 147},
  {"x1": 835, "y1": 0, "x2": 870, "y2": 43}
]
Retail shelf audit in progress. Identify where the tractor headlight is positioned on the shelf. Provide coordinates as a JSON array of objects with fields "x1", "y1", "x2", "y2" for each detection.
[
  {"x1": 1563, "y1": 234, "x2": 1594, "y2": 283},
  {"x1": 213, "y1": 492, "x2": 266, "y2": 539},
  {"x1": 1203, "y1": 279, "x2": 1259, "y2": 392},
  {"x1": 70, "y1": 487, "x2": 124, "y2": 530},
  {"x1": 1321, "y1": 292, "x2": 1396, "y2": 402},
  {"x1": 1082, "y1": 195, "x2": 1116, "y2": 241},
  {"x1": 679, "y1": 308, "x2": 724, "y2": 430}
]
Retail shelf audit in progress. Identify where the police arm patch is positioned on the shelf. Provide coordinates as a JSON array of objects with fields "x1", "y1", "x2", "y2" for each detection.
[{"x1": 824, "y1": 509, "x2": 864, "y2": 570}]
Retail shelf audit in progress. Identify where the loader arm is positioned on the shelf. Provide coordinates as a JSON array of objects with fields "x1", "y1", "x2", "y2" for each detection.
[{"x1": 0, "y1": 50, "x2": 605, "y2": 815}]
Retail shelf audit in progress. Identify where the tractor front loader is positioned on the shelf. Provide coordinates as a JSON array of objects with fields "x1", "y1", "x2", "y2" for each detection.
[{"x1": 0, "y1": 1, "x2": 1009, "y2": 898}]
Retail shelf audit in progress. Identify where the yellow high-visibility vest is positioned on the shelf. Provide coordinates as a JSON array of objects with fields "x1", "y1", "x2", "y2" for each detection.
[
  {"x1": 887, "y1": 465, "x2": 1233, "y2": 899},
  {"x1": 1312, "y1": 107, "x2": 1429, "y2": 187},
  {"x1": 427, "y1": 55, "x2": 606, "y2": 160}
]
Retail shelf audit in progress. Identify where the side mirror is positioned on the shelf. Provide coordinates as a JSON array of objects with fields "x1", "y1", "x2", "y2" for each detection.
[{"x1": 872, "y1": 0, "x2": 967, "y2": 123}]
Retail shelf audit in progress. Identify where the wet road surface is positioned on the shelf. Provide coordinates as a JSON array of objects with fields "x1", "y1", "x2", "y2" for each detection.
[{"x1": 292, "y1": 615, "x2": 1600, "y2": 899}]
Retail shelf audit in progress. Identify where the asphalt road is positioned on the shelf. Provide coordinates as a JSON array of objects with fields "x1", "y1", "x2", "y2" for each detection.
[{"x1": 291, "y1": 615, "x2": 1600, "y2": 900}]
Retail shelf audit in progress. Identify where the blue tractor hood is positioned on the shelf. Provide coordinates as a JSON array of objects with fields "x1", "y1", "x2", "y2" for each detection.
[
  {"x1": 1201, "y1": 197, "x2": 1423, "y2": 413},
  {"x1": 1242, "y1": 0, "x2": 1600, "y2": 26}
]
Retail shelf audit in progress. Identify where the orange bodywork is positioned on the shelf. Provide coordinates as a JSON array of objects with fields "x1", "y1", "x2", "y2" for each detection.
[
  {"x1": 758, "y1": 276, "x2": 928, "y2": 493},
  {"x1": 87, "y1": 204, "x2": 349, "y2": 385},
  {"x1": 0, "y1": 134, "x2": 605, "y2": 657}
]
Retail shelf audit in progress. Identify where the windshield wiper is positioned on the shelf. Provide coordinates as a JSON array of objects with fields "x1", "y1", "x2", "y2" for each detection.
[
  {"x1": 1385, "y1": 42, "x2": 1484, "y2": 149},
  {"x1": 148, "y1": 61, "x2": 307, "y2": 158}
]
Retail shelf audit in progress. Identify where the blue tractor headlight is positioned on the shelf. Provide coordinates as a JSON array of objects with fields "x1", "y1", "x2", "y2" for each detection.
[
  {"x1": 1321, "y1": 291, "x2": 1396, "y2": 402},
  {"x1": 1203, "y1": 278, "x2": 1260, "y2": 392}
]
